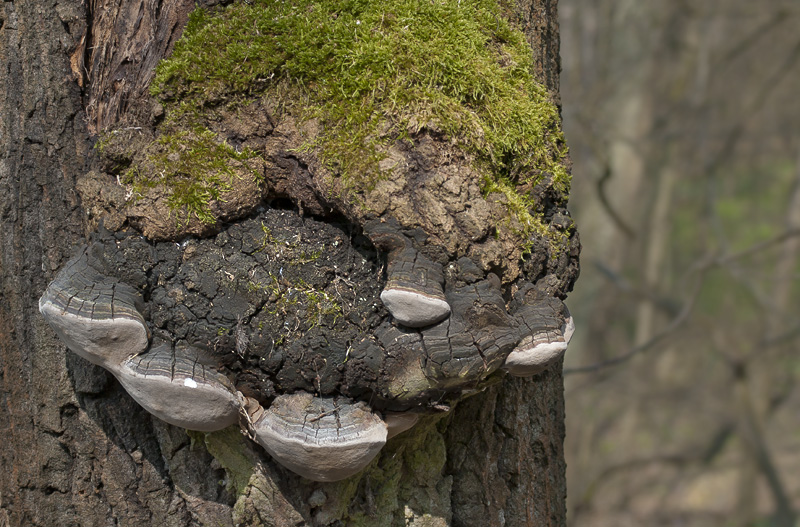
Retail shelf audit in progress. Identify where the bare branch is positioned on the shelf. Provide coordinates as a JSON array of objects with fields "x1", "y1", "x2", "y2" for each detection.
[
  {"x1": 718, "y1": 11, "x2": 789, "y2": 67},
  {"x1": 596, "y1": 164, "x2": 637, "y2": 239},
  {"x1": 712, "y1": 228, "x2": 800, "y2": 266},
  {"x1": 564, "y1": 263, "x2": 707, "y2": 375},
  {"x1": 594, "y1": 261, "x2": 681, "y2": 316},
  {"x1": 568, "y1": 223, "x2": 800, "y2": 377}
]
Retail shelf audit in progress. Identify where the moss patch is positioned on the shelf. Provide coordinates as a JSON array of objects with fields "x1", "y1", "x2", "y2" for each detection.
[
  {"x1": 255, "y1": 223, "x2": 323, "y2": 266},
  {"x1": 247, "y1": 273, "x2": 342, "y2": 329},
  {"x1": 311, "y1": 416, "x2": 450, "y2": 526},
  {"x1": 120, "y1": 125, "x2": 262, "y2": 224},
  {"x1": 145, "y1": 0, "x2": 568, "y2": 235}
]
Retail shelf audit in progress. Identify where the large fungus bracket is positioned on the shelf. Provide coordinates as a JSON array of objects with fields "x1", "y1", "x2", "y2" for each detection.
[{"x1": 39, "y1": 217, "x2": 573, "y2": 482}]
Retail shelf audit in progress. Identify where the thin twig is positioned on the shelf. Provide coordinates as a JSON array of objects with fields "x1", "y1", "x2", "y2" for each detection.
[
  {"x1": 713, "y1": 228, "x2": 800, "y2": 266},
  {"x1": 567, "y1": 225, "x2": 800, "y2": 376},
  {"x1": 597, "y1": 164, "x2": 637, "y2": 239},
  {"x1": 308, "y1": 405, "x2": 341, "y2": 423},
  {"x1": 564, "y1": 263, "x2": 708, "y2": 375}
]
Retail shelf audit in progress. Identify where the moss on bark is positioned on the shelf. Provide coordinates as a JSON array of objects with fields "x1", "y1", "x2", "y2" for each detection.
[{"x1": 99, "y1": 0, "x2": 570, "y2": 258}]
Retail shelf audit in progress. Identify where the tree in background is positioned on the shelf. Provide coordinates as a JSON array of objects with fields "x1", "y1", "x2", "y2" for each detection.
[{"x1": 560, "y1": 1, "x2": 800, "y2": 525}]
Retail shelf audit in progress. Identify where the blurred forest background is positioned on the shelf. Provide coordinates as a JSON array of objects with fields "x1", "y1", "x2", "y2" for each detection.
[{"x1": 558, "y1": 0, "x2": 800, "y2": 525}]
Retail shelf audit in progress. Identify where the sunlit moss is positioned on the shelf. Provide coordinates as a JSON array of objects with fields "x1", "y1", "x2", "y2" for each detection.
[
  {"x1": 256, "y1": 223, "x2": 323, "y2": 264},
  {"x1": 248, "y1": 273, "x2": 341, "y2": 328},
  {"x1": 319, "y1": 416, "x2": 448, "y2": 525},
  {"x1": 188, "y1": 428, "x2": 254, "y2": 495},
  {"x1": 483, "y1": 175, "x2": 568, "y2": 254},
  {"x1": 121, "y1": 126, "x2": 262, "y2": 224},
  {"x1": 149, "y1": 0, "x2": 569, "y2": 233}
]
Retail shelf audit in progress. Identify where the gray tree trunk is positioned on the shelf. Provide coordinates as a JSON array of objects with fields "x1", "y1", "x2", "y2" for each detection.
[{"x1": 0, "y1": 1, "x2": 576, "y2": 525}]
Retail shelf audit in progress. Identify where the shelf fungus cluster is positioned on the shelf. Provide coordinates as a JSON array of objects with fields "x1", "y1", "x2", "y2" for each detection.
[
  {"x1": 39, "y1": 211, "x2": 573, "y2": 482},
  {"x1": 38, "y1": 248, "x2": 241, "y2": 433}
]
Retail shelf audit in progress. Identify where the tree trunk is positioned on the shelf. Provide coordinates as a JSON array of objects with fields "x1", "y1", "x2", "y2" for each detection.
[{"x1": 0, "y1": 1, "x2": 577, "y2": 526}]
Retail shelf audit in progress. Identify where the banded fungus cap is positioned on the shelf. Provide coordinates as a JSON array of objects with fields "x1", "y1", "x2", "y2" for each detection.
[
  {"x1": 380, "y1": 285, "x2": 450, "y2": 328},
  {"x1": 380, "y1": 246, "x2": 450, "y2": 328},
  {"x1": 503, "y1": 296, "x2": 574, "y2": 377},
  {"x1": 563, "y1": 308, "x2": 575, "y2": 343},
  {"x1": 38, "y1": 249, "x2": 150, "y2": 370},
  {"x1": 250, "y1": 393, "x2": 387, "y2": 482},
  {"x1": 502, "y1": 333, "x2": 567, "y2": 377},
  {"x1": 367, "y1": 221, "x2": 450, "y2": 328},
  {"x1": 115, "y1": 343, "x2": 240, "y2": 432}
]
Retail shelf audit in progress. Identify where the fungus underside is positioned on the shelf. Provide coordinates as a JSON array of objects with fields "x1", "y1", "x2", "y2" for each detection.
[
  {"x1": 137, "y1": 0, "x2": 568, "y2": 244},
  {"x1": 297, "y1": 416, "x2": 449, "y2": 524}
]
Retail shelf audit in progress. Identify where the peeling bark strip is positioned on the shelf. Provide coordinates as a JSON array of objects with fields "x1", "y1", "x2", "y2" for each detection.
[
  {"x1": 80, "y1": 0, "x2": 196, "y2": 132},
  {"x1": 1, "y1": 0, "x2": 575, "y2": 525}
]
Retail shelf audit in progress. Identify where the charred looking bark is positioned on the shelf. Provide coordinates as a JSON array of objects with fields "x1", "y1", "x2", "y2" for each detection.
[{"x1": 0, "y1": 0, "x2": 576, "y2": 526}]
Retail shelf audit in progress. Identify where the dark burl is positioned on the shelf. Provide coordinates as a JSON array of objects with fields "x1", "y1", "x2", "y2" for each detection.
[{"x1": 40, "y1": 206, "x2": 574, "y2": 481}]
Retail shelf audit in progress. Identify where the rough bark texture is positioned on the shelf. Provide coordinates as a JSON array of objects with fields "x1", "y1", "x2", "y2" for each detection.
[{"x1": 0, "y1": 1, "x2": 574, "y2": 526}]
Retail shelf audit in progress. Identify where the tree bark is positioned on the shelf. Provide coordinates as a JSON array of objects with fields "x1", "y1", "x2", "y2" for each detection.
[{"x1": 0, "y1": 1, "x2": 576, "y2": 526}]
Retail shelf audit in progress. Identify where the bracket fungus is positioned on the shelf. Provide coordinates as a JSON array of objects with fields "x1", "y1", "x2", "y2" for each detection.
[
  {"x1": 421, "y1": 274, "x2": 517, "y2": 385},
  {"x1": 39, "y1": 248, "x2": 150, "y2": 370},
  {"x1": 245, "y1": 393, "x2": 388, "y2": 482},
  {"x1": 39, "y1": 247, "x2": 239, "y2": 433},
  {"x1": 44, "y1": 0, "x2": 584, "y2": 491},
  {"x1": 367, "y1": 221, "x2": 451, "y2": 328},
  {"x1": 116, "y1": 343, "x2": 240, "y2": 432},
  {"x1": 38, "y1": 209, "x2": 575, "y2": 482},
  {"x1": 502, "y1": 286, "x2": 574, "y2": 377},
  {"x1": 384, "y1": 411, "x2": 420, "y2": 439}
]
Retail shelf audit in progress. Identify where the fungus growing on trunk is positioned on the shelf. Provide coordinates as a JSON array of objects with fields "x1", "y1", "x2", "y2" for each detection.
[
  {"x1": 422, "y1": 273, "x2": 517, "y2": 385},
  {"x1": 116, "y1": 343, "x2": 241, "y2": 432},
  {"x1": 384, "y1": 411, "x2": 420, "y2": 439},
  {"x1": 38, "y1": 248, "x2": 150, "y2": 370},
  {"x1": 367, "y1": 221, "x2": 451, "y2": 328},
  {"x1": 246, "y1": 393, "x2": 387, "y2": 482},
  {"x1": 502, "y1": 286, "x2": 574, "y2": 377},
  {"x1": 38, "y1": 211, "x2": 575, "y2": 482}
]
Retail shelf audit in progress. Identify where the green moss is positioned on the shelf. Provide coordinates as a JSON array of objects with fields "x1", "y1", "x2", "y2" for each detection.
[
  {"x1": 339, "y1": 416, "x2": 449, "y2": 525},
  {"x1": 193, "y1": 416, "x2": 451, "y2": 525},
  {"x1": 248, "y1": 273, "x2": 341, "y2": 328},
  {"x1": 256, "y1": 223, "x2": 323, "y2": 264},
  {"x1": 150, "y1": 0, "x2": 568, "y2": 235},
  {"x1": 121, "y1": 126, "x2": 262, "y2": 224},
  {"x1": 483, "y1": 175, "x2": 567, "y2": 254}
]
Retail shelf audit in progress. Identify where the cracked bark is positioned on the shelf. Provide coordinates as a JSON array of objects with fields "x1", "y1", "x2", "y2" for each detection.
[{"x1": 0, "y1": 0, "x2": 575, "y2": 525}]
